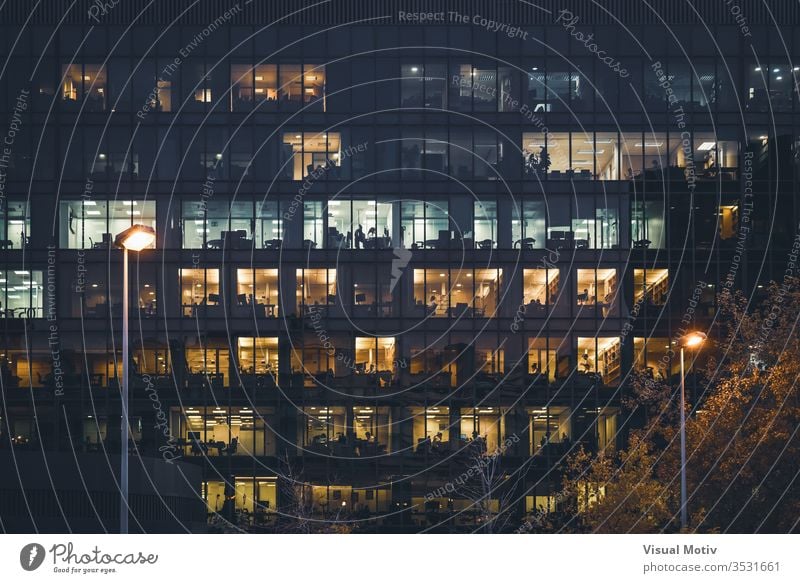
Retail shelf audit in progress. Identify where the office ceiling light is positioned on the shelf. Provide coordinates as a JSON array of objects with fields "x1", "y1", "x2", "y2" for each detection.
[{"x1": 697, "y1": 142, "x2": 716, "y2": 151}]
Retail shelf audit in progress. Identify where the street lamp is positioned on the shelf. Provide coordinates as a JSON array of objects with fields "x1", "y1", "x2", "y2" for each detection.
[
  {"x1": 114, "y1": 224, "x2": 155, "y2": 534},
  {"x1": 679, "y1": 331, "x2": 706, "y2": 530}
]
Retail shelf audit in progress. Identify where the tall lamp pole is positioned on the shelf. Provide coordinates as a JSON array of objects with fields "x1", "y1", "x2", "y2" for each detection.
[
  {"x1": 679, "y1": 331, "x2": 706, "y2": 530},
  {"x1": 114, "y1": 224, "x2": 156, "y2": 534}
]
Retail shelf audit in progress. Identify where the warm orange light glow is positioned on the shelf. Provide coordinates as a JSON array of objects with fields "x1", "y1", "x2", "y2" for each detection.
[
  {"x1": 115, "y1": 224, "x2": 155, "y2": 251},
  {"x1": 683, "y1": 332, "x2": 707, "y2": 349}
]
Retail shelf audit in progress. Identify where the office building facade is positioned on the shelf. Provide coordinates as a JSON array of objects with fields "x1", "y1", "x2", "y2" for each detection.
[{"x1": 1, "y1": 0, "x2": 798, "y2": 532}]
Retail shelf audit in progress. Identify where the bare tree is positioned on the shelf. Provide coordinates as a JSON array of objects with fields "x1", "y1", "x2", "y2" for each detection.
[{"x1": 455, "y1": 440, "x2": 528, "y2": 533}]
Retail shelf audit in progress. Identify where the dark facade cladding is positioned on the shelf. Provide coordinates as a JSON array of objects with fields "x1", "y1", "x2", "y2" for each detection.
[{"x1": 0, "y1": 0, "x2": 798, "y2": 532}]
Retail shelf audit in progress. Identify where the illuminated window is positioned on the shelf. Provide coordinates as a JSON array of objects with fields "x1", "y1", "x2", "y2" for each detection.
[
  {"x1": 460, "y1": 408, "x2": 505, "y2": 453},
  {"x1": 296, "y1": 268, "x2": 336, "y2": 314},
  {"x1": 326, "y1": 199, "x2": 394, "y2": 249},
  {"x1": 1, "y1": 349, "x2": 49, "y2": 387},
  {"x1": 61, "y1": 64, "x2": 106, "y2": 111},
  {"x1": 528, "y1": 406, "x2": 571, "y2": 454},
  {"x1": 631, "y1": 199, "x2": 665, "y2": 249},
  {"x1": 0, "y1": 270, "x2": 43, "y2": 318},
  {"x1": 633, "y1": 268, "x2": 669, "y2": 306},
  {"x1": 576, "y1": 268, "x2": 617, "y2": 309},
  {"x1": 352, "y1": 406, "x2": 391, "y2": 453},
  {"x1": 523, "y1": 268, "x2": 559, "y2": 311},
  {"x1": 132, "y1": 344, "x2": 171, "y2": 376},
  {"x1": 718, "y1": 203, "x2": 739, "y2": 241},
  {"x1": 302, "y1": 64, "x2": 326, "y2": 106},
  {"x1": 577, "y1": 337, "x2": 621, "y2": 386},
  {"x1": 527, "y1": 337, "x2": 564, "y2": 382},
  {"x1": 281, "y1": 132, "x2": 341, "y2": 180},
  {"x1": 0, "y1": 200, "x2": 30, "y2": 249},
  {"x1": 203, "y1": 477, "x2": 277, "y2": 518},
  {"x1": 61, "y1": 199, "x2": 156, "y2": 249},
  {"x1": 237, "y1": 337, "x2": 279, "y2": 375},
  {"x1": 572, "y1": 197, "x2": 620, "y2": 249},
  {"x1": 474, "y1": 200, "x2": 497, "y2": 248},
  {"x1": 185, "y1": 341, "x2": 229, "y2": 387},
  {"x1": 302, "y1": 406, "x2": 347, "y2": 449},
  {"x1": 401, "y1": 200, "x2": 449, "y2": 249},
  {"x1": 236, "y1": 268, "x2": 278, "y2": 317},
  {"x1": 180, "y1": 268, "x2": 220, "y2": 317},
  {"x1": 290, "y1": 337, "x2": 336, "y2": 386},
  {"x1": 413, "y1": 269, "x2": 449, "y2": 318},
  {"x1": 256, "y1": 200, "x2": 284, "y2": 249},
  {"x1": 412, "y1": 268, "x2": 501, "y2": 318},
  {"x1": 411, "y1": 406, "x2": 451, "y2": 451},
  {"x1": 511, "y1": 199, "x2": 545, "y2": 249},
  {"x1": 303, "y1": 200, "x2": 324, "y2": 249},
  {"x1": 354, "y1": 337, "x2": 396, "y2": 377}
]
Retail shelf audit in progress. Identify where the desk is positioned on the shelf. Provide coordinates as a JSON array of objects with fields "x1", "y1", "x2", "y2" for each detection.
[
  {"x1": 363, "y1": 236, "x2": 391, "y2": 249},
  {"x1": 263, "y1": 239, "x2": 282, "y2": 249}
]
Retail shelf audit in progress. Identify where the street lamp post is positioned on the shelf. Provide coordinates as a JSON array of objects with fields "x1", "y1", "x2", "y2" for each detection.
[
  {"x1": 679, "y1": 331, "x2": 706, "y2": 530},
  {"x1": 114, "y1": 224, "x2": 156, "y2": 534}
]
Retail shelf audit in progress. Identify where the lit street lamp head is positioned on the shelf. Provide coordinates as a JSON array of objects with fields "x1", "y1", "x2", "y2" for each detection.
[
  {"x1": 682, "y1": 331, "x2": 707, "y2": 349},
  {"x1": 114, "y1": 224, "x2": 156, "y2": 251}
]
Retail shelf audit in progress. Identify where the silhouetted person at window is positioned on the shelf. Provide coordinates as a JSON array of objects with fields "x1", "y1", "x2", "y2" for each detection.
[
  {"x1": 354, "y1": 225, "x2": 365, "y2": 248},
  {"x1": 384, "y1": 226, "x2": 390, "y2": 239},
  {"x1": 537, "y1": 146, "x2": 551, "y2": 174},
  {"x1": 365, "y1": 431, "x2": 372, "y2": 443},
  {"x1": 420, "y1": 435, "x2": 432, "y2": 453},
  {"x1": 367, "y1": 226, "x2": 377, "y2": 238}
]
